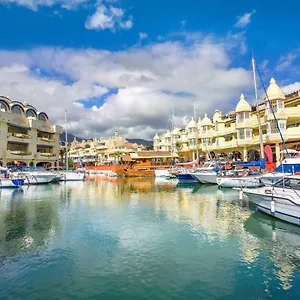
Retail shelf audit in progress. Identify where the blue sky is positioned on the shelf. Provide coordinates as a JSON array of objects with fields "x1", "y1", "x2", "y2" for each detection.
[{"x1": 0, "y1": 0, "x2": 299, "y2": 139}]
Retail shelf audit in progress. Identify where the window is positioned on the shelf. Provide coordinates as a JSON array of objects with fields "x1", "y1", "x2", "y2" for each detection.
[
  {"x1": 268, "y1": 120, "x2": 277, "y2": 134},
  {"x1": 38, "y1": 114, "x2": 47, "y2": 121},
  {"x1": 245, "y1": 128, "x2": 252, "y2": 139},
  {"x1": 215, "y1": 121, "x2": 218, "y2": 131},
  {"x1": 237, "y1": 129, "x2": 245, "y2": 140},
  {"x1": 0, "y1": 101, "x2": 8, "y2": 112},
  {"x1": 237, "y1": 112, "x2": 250, "y2": 123},
  {"x1": 11, "y1": 105, "x2": 23, "y2": 115},
  {"x1": 26, "y1": 109, "x2": 36, "y2": 118},
  {"x1": 277, "y1": 100, "x2": 285, "y2": 112}
]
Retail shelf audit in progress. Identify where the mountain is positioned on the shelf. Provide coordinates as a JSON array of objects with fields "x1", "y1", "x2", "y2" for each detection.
[
  {"x1": 60, "y1": 133, "x2": 153, "y2": 146},
  {"x1": 127, "y1": 139, "x2": 153, "y2": 146},
  {"x1": 60, "y1": 133, "x2": 83, "y2": 144}
]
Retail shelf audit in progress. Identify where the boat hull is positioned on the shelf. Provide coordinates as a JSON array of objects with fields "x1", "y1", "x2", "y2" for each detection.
[
  {"x1": 0, "y1": 179, "x2": 24, "y2": 188},
  {"x1": 60, "y1": 172, "x2": 85, "y2": 181},
  {"x1": 243, "y1": 189, "x2": 300, "y2": 226},
  {"x1": 217, "y1": 176, "x2": 261, "y2": 188},
  {"x1": 175, "y1": 173, "x2": 198, "y2": 183},
  {"x1": 23, "y1": 173, "x2": 57, "y2": 185},
  {"x1": 154, "y1": 170, "x2": 170, "y2": 177},
  {"x1": 192, "y1": 172, "x2": 217, "y2": 184}
]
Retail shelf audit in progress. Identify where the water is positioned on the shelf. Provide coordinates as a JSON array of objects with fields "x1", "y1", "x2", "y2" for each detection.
[{"x1": 0, "y1": 177, "x2": 300, "y2": 300}]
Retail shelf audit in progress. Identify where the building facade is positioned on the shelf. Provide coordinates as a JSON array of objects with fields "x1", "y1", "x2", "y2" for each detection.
[
  {"x1": 0, "y1": 96, "x2": 63, "y2": 167},
  {"x1": 154, "y1": 78, "x2": 300, "y2": 165},
  {"x1": 68, "y1": 131, "x2": 146, "y2": 166}
]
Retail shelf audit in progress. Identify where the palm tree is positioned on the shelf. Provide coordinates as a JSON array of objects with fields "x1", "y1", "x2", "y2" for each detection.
[
  {"x1": 175, "y1": 141, "x2": 183, "y2": 153},
  {"x1": 113, "y1": 151, "x2": 122, "y2": 164}
]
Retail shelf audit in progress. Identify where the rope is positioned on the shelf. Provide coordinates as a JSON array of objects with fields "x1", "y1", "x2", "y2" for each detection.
[{"x1": 255, "y1": 60, "x2": 290, "y2": 157}]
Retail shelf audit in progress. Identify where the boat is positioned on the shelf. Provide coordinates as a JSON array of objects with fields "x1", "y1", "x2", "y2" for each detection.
[
  {"x1": 191, "y1": 161, "x2": 220, "y2": 184},
  {"x1": 21, "y1": 171, "x2": 57, "y2": 185},
  {"x1": 242, "y1": 176, "x2": 300, "y2": 226},
  {"x1": 63, "y1": 111, "x2": 86, "y2": 182},
  {"x1": 154, "y1": 169, "x2": 170, "y2": 177},
  {"x1": 175, "y1": 168, "x2": 199, "y2": 183},
  {"x1": 0, "y1": 178, "x2": 24, "y2": 188}
]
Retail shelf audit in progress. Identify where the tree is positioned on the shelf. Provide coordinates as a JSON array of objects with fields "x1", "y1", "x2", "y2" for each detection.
[
  {"x1": 113, "y1": 151, "x2": 122, "y2": 164},
  {"x1": 145, "y1": 145, "x2": 154, "y2": 150},
  {"x1": 176, "y1": 141, "x2": 183, "y2": 152}
]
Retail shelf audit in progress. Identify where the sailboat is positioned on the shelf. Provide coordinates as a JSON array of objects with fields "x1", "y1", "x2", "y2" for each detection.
[
  {"x1": 59, "y1": 111, "x2": 85, "y2": 182},
  {"x1": 216, "y1": 56, "x2": 268, "y2": 188}
]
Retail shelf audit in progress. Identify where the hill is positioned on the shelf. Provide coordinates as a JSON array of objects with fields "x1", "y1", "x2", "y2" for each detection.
[{"x1": 60, "y1": 133, "x2": 152, "y2": 146}]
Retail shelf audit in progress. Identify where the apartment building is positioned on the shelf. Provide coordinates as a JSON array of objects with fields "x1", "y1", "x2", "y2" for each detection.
[
  {"x1": 0, "y1": 96, "x2": 63, "y2": 167},
  {"x1": 154, "y1": 78, "x2": 300, "y2": 164},
  {"x1": 68, "y1": 131, "x2": 146, "y2": 165}
]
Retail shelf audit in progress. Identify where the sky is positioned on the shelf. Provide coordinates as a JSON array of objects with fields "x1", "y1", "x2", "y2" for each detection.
[{"x1": 0, "y1": 0, "x2": 299, "y2": 139}]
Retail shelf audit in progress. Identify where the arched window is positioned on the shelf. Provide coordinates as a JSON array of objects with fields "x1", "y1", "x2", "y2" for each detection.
[
  {"x1": 26, "y1": 109, "x2": 36, "y2": 118},
  {"x1": 0, "y1": 100, "x2": 9, "y2": 112},
  {"x1": 11, "y1": 105, "x2": 23, "y2": 115},
  {"x1": 38, "y1": 113, "x2": 47, "y2": 122}
]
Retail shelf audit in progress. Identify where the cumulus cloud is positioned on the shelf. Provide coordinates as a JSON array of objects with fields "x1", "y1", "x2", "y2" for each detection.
[
  {"x1": 0, "y1": 0, "x2": 88, "y2": 10},
  {"x1": 139, "y1": 32, "x2": 148, "y2": 40},
  {"x1": 275, "y1": 52, "x2": 298, "y2": 71},
  {"x1": 85, "y1": 3, "x2": 133, "y2": 31},
  {"x1": 0, "y1": 34, "x2": 255, "y2": 139},
  {"x1": 235, "y1": 10, "x2": 256, "y2": 28}
]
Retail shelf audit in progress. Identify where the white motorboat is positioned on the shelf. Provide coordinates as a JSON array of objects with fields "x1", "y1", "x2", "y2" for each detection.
[
  {"x1": 0, "y1": 178, "x2": 24, "y2": 188},
  {"x1": 217, "y1": 175, "x2": 261, "y2": 188},
  {"x1": 242, "y1": 176, "x2": 300, "y2": 226},
  {"x1": 20, "y1": 171, "x2": 57, "y2": 185},
  {"x1": 191, "y1": 161, "x2": 219, "y2": 184},
  {"x1": 154, "y1": 169, "x2": 170, "y2": 177},
  {"x1": 60, "y1": 171, "x2": 85, "y2": 182}
]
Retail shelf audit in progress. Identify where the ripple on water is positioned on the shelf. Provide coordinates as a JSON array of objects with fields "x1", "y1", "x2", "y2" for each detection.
[{"x1": 0, "y1": 180, "x2": 300, "y2": 299}]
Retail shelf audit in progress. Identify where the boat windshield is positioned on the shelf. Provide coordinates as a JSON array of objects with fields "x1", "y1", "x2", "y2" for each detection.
[{"x1": 274, "y1": 177, "x2": 300, "y2": 190}]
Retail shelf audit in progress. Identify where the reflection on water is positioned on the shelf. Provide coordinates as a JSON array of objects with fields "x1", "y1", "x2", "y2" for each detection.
[{"x1": 0, "y1": 178, "x2": 300, "y2": 299}]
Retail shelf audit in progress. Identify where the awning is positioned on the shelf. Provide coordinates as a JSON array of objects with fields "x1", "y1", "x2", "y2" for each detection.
[
  {"x1": 8, "y1": 123, "x2": 30, "y2": 130},
  {"x1": 38, "y1": 129, "x2": 54, "y2": 134}
]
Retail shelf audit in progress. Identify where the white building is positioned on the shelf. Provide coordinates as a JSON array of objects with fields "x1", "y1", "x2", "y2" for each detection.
[{"x1": 0, "y1": 96, "x2": 63, "y2": 167}]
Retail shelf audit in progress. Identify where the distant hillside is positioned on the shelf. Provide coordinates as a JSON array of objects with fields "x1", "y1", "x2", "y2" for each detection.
[
  {"x1": 60, "y1": 133, "x2": 83, "y2": 144},
  {"x1": 60, "y1": 133, "x2": 152, "y2": 146},
  {"x1": 127, "y1": 139, "x2": 153, "y2": 146}
]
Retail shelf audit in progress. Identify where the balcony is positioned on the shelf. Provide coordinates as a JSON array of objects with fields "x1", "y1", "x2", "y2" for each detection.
[
  {"x1": 35, "y1": 152, "x2": 58, "y2": 161},
  {"x1": 37, "y1": 136, "x2": 56, "y2": 146},
  {"x1": 265, "y1": 111, "x2": 288, "y2": 122},
  {"x1": 235, "y1": 119, "x2": 253, "y2": 129},
  {"x1": 5, "y1": 150, "x2": 34, "y2": 160},
  {"x1": 7, "y1": 132, "x2": 32, "y2": 143}
]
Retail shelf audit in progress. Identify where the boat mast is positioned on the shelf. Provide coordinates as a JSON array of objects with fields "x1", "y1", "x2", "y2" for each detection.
[
  {"x1": 251, "y1": 56, "x2": 265, "y2": 160},
  {"x1": 171, "y1": 99, "x2": 174, "y2": 164},
  {"x1": 193, "y1": 100, "x2": 199, "y2": 164},
  {"x1": 65, "y1": 110, "x2": 69, "y2": 172}
]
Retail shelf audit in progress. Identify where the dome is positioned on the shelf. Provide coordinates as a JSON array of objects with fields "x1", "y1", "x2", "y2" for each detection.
[
  {"x1": 236, "y1": 94, "x2": 251, "y2": 112},
  {"x1": 201, "y1": 114, "x2": 212, "y2": 126},
  {"x1": 154, "y1": 133, "x2": 159, "y2": 140},
  {"x1": 197, "y1": 117, "x2": 202, "y2": 129},
  {"x1": 213, "y1": 109, "x2": 222, "y2": 122},
  {"x1": 164, "y1": 130, "x2": 171, "y2": 138},
  {"x1": 172, "y1": 127, "x2": 181, "y2": 135},
  {"x1": 187, "y1": 117, "x2": 196, "y2": 128},
  {"x1": 265, "y1": 78, "x2": 285, "y2": 101}
]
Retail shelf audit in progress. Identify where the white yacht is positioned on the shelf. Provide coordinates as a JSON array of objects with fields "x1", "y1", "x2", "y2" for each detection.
[
  {"x1": 19, "y1": 170, "x2": 57, "y2": 185},
  {"x1": 60, "y1": 171, "x2": 85, "y2": 182},
  {"x1": 242, "y1": 175, "x2": 300, "y2": 226},
  {"x1": 191, "y1": 161, "x2": 220, "y2": 184}
]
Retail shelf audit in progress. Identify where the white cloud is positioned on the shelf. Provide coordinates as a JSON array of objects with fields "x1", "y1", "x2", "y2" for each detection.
[
  {"x1": 0, "y1": 34, "x2": 254, "y2": 139},
  {"x1": 275, "y1": 52, "x2": 298, "y2": 71},
  {"x1": 139, "y1": 32, "x2": 148, "y2": 40},
  {"x1": 0, "y1": 0, "x2": 88, "y2": 10},
  {"x1": 282, "y1": 82, "x2": 300, "y2": 94},
  {"x1": 235, "y1": 10, "x2": 256, "y2": 28},
  {"x1": 85, "y1": 4, "x2": 133, "y2": 31}
]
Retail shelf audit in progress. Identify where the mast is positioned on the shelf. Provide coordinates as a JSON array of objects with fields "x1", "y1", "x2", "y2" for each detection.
[
  {"x1": 193, "y1": 100, "x2": 199, "y2": 164},
  {"x1": 252, "y1": 56, "x2": 265, "y2": 160},
  {"x1": 65, "y1": 110, "x2": 69, "y2": 172},
  {"x1": 171, "y1": 99, "x2": 174, "y2": 164}
]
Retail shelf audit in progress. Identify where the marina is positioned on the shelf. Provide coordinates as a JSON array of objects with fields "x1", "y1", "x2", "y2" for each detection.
[{"x1": 1, "y1": 177, "x2": 300, "y2": 299}]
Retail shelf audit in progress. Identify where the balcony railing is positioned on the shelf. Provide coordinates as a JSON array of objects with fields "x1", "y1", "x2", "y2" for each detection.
[
  {"x1": 10, "y1": 150, "x2": 32, "y2": 156},
  {"x1": 38, "y1": 153, "x2": 57, "y2": 157},
  {"x1": 8, "y1": 133, "x2": 32, "y2": 139},
  {"x1": 38, "y1": 137, "x2": 56, "y2": 143}
]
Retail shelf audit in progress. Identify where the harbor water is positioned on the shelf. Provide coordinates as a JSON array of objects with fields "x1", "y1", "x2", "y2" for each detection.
[{"x1": 1, "y1": 177, "x2": 300, "y2": 299}]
